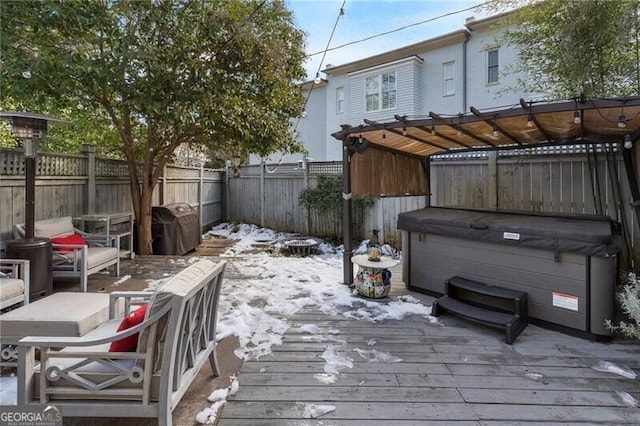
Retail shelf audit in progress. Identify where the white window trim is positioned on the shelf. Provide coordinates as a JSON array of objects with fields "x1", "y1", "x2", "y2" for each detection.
[
  {"x1": 443, "y1": 61, "x2": 455, "y2": 96},
  {"x1": 336, "y1": 87, "x2": 344, "y2": 114},
  {"x1": 487, "y1": 47, "x2": 499, "y2": 85},
  {"x1": 365, "y1": 71, "x2": 397, "y2": 113}
]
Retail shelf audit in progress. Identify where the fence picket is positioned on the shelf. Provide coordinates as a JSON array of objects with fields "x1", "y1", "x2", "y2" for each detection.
[
  {"x1": 0, "y1": 148, "x2": 223, "y2": 249},
  {"x1": 3, "y1": 147, "x2": 637, "y2": 258}
]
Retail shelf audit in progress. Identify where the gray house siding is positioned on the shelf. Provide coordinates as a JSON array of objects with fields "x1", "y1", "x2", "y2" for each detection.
[
  {"x1": 465, "y1": 24, "x2": 531, "y2": 109},
  {"x1": 253, "y1": 12, "x2": 535, "y2": 164},
  {"x1": 349, "y1": 56, "x2": 424, "y2": 124},
  {"x1": 325, "y1": 74, "x2": 351, "y2": 161},
  {"x1": 420, "y1": 44, "x2": 465, "y2": 115}
]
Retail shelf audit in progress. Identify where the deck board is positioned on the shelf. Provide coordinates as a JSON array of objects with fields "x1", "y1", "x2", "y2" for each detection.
[{"x1": 218, "y1": 267, "x2": 640, "y2": 425}]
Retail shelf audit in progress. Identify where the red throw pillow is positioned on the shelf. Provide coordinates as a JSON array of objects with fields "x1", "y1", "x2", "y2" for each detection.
[
  {"x1": 51, "y1": 233, "x2": 87, "y2": 253},
  {"x1": 109, "y1": 304, "x2": 148, "y2": 352}
]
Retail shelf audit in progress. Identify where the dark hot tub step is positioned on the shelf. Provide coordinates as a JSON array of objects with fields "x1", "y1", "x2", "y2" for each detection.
[{"x1": 431, "y1": 276, "x2": 528, "y2": 344}]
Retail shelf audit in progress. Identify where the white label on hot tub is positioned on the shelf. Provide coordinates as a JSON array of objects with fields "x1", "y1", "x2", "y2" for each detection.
[
  {"x1": 503, "y1": 232, "x2": 520, "y2": 240},
  {"x1": 553, "y1": 292, "x2": 579, "y2": 311}
]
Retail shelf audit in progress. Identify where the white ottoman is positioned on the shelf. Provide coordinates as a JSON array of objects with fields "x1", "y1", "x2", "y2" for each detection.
[{"x1": 0, "y1": 292, "x2": 112, "y2": 366}]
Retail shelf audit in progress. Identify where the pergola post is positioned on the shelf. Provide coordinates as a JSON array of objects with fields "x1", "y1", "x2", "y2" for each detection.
[
  {"x1": 342, "y1": 139, "x2": 353, "y2": 285},
  {"x1": 623, "y1": 147, "x2": 640, "y2": 230}
]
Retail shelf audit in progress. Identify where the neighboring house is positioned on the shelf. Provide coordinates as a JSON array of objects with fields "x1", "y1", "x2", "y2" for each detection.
[{"x1": 250, "y1": 11, "x2": 534, "y2": 165}]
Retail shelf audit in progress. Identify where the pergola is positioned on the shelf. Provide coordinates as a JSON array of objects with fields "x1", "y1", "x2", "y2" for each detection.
[{"x1": 331, "y1": 95, "x2": 640, "y2": 285}]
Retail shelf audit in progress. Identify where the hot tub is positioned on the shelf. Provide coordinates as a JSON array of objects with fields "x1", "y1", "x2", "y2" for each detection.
[{"x1": 397, "y1": 207, "x2": 623, "y2": 337}]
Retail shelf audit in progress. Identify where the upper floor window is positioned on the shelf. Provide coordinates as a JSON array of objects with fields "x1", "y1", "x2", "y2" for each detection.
[
  {"x1": 443, "y1": 61, "x2": 455, "y2": 96},
  {"x1": 336, "y1": 87, "x2": 344, "y2": 114},
  {"x1": 365, "y1": 72, "x2": 396, "y2": 112},
  {"x1": 487, "y1": 48, "x2": 499, "y2": 84}
]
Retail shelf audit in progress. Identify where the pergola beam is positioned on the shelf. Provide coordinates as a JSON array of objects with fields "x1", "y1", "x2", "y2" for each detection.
[
  {"x1": 429, "y1": 112, "x2": 497, "y2": 147},
  {"x1": 470, "y1": 105, "x2": 523, "y2": 146},
  {"x1": 414, "y1": 125, "x2": 475, "y2": 148},
  {"x1": 389, "y1": 116, "x2": 452, "y2": 151}
]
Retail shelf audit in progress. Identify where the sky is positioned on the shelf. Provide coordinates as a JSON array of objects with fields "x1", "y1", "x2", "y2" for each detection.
[{"x1": 285, "y1": 0, "x2": 490, "y2": 81}]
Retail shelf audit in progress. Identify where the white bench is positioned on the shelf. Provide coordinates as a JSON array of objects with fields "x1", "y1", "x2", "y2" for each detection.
[
  {"x1": 17, "y1": 259, "x2": 226, "y2": 426},
  {"x1": 1, "y1": 292, "x2": 113, "y2": 367},
  {"x1": 14, "y1": 216, "x2": 120, "y2": 292}
]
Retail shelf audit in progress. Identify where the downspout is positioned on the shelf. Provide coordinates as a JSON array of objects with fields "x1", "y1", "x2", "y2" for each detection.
[
  {"x1": 342, "y1": 139, "x2": 353, "y2": 285},
  {"x1": 462, "y1": 31, "x2": 470, "y2": 113}
]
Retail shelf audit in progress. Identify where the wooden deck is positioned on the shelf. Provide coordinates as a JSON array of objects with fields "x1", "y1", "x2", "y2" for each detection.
[
  {"x1": 219, "y1": 266, "x2": 640, "y2": 425},
  {"x1": 34, "y1": 250, "x2": 640, "y2": 425}
]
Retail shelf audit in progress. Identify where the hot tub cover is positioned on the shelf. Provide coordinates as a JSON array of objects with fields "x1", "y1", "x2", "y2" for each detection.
[{"x1": 397, "y1": 207, "x2": 623, "y2": 258}]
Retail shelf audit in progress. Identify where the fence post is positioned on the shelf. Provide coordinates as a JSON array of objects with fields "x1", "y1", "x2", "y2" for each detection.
[
  {"x1": 160, "y1": 165, "x2": 166, "y2": 206},
  {"x1": 199, "y1": 163, "x2": 204, "y2": 230},
  {"x1": 303, "y1": 157, "x2": 310, "y2": 235},
  {"x1": 377, "y1": 196, "x2": 385, "y2": 244},
  {"x1": 80, "y1": 144, "x2": 96, "y2": 214},
  {"x1": 225, "y1": 161, "x2": 231, "y2": 221},
  {"x1": 260, "y1": 161, "x2": 265, "y2": 227},
  {"x1": 488, "y1": 151, "x2": 498, "y2": 209}
]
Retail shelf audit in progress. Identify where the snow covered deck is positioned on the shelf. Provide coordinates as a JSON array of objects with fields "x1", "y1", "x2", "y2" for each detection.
[
  {"x1": 3, "y1": 226, "x2": 639, "y2": 424},
  {"x1": 217, "y1": 263, "x2": 640, "y2": 425}
]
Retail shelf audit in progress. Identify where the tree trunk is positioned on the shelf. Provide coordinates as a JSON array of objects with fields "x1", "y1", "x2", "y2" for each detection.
[{"x1": 137, "y1": 178, "x2": 154, "y2": 255}]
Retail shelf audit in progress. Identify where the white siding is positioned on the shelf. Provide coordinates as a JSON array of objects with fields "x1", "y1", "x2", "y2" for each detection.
[
  {"x1": 420, "y1": 44, "x2": 465, "y2": 115},
  {"x1": 465, "y1": 25, "x2": 531, "y2": 108},
  {"x1": 254, "y1": 13, "x2": 538, "y2": 165},
  {"x1": 249, "y1": 85, "x2": 328, "y2": 164},
  {"x1": 349, "y1": 56, "x2": 423, "y2": 124},
  {"x1": 325, "y1": 73, "x2": 351, "y2": 161}
]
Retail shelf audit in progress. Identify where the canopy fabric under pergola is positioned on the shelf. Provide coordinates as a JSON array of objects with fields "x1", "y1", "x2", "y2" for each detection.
[
  {"x1": 331, "y1": 95, "x2": 640, "y2": 285},
  {"x1": 332, "y1": 96, "x2": 640, "y2": 159}
]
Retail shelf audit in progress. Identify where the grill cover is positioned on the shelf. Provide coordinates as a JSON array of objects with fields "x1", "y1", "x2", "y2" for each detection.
[
  {"x1": 152, "y1": 203, "x2": 201, "y2": 255},
  {"x1": 397, "y1": 207, "x2": 622, "y2": 258}
]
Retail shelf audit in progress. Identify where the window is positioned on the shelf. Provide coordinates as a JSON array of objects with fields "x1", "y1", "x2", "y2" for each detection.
[
  {"x1": 365, "y1": 72, "x2": 396, "y2": 112},
  {"x1": 336, "y1": 87, "x2": 344, "y2": 114},
  {"x1": 443, "y1": 61, "x2": 455, "y2": 96},
  {"x1": 487, "y1": 48, "x2": 499, "y2": 84}
]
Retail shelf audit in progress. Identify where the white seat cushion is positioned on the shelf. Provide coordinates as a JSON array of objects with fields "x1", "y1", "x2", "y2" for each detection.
[
  {"x1": 0, "y1": 292, "x2": 111, "y2": 341},
  {"x1": 86, "y1": 247, "x2": 119, "y2": 269},
  {"x1": 0, "y1": 278, "x2": 25, "y2": 302}
]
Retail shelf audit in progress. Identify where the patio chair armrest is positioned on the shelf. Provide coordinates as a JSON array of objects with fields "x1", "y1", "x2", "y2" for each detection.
[
  {"x1": 109, "y1": 291, "x2": 154, "y2": 318},
  {"x1": 79, "y1": 232, "x2": 120, "y2": 249},
  {"x1": 17, "y1": 314, "x2": 157, "y2": 348},
  {"x1": 51, "y1": 244, "x2": 87, "y2": 263},
  {"x1": 0, "y1": 259, "x2": 30, "y2": 278}
]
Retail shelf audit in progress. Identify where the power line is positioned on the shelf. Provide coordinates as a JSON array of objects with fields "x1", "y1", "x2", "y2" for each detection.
[
  {"x1": 294, "y1": 0, "x2": 346, "y2": 134},
  {"x1": 310, "y1": 0, "x2": 346, "y2": 81},
  {"x1": 306, "y1": 1, "x2": 490, "y2": 58},
  {"x1": 263, "y1": 0, "x2": 346, "y2": 171}
]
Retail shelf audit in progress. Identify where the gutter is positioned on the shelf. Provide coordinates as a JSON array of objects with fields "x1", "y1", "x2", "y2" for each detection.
[{"x1": 463, "y1": 31, "x2": 470, "y2": 113}]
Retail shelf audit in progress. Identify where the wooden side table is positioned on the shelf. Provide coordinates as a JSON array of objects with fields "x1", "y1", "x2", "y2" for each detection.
[{"x1": 351, "y1": 254, "x2": 399, "y2": 299}]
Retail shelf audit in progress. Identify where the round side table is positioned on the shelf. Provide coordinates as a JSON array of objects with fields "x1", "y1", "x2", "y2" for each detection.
[{"x1": 351, "y1": 254, "x2": 399, "y2": 299}]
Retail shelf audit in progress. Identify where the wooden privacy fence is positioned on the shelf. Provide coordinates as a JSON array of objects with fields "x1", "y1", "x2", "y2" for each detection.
[
  {"x1": 431, "y1": 146, "x2": 638, "y2": 263},
  {"x1": 0, "y1": 146, "x2": 223, "y2": 247},
  {"x1": 225, "y1": 160, "x2": 427, "y2": 246},
  {"x1": 228, "y1": 145, "x2": 637, "y2": 259},
  {"x1": 431, "y1": 147, "x2": 632, "y2": 216},
  {"x1": 2, "y1": 143, "x2": 635, "y2": 257}
]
